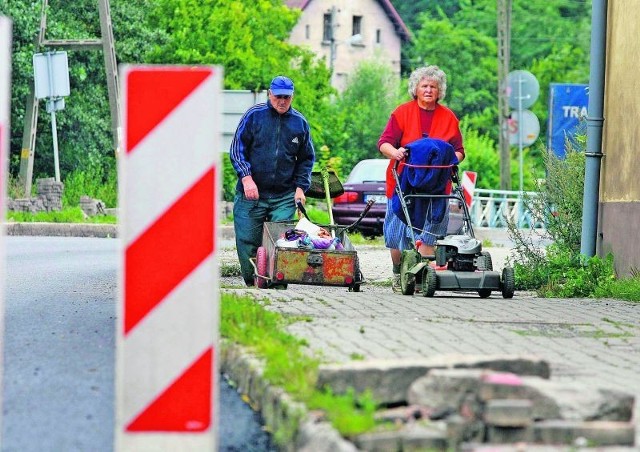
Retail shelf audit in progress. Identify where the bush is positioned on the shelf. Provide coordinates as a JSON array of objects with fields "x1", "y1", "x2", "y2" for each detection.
[
  {"x1": 222, "y1": 153, "x2": 237, "y2": 202},
  {"x1": 507, "y1": 138, "x2": 619, "y2": 298},
  {"x1": 63, "y1": 156, "x2": 117, "y2": 208}
]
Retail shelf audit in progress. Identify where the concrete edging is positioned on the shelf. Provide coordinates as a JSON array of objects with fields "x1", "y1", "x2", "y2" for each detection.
[
  {"x1": 5, "y1": 222, "x2": 118, "y2": 238},
  {"x1": 220, "y1": 340, "x2": 358, "y2": 451}
]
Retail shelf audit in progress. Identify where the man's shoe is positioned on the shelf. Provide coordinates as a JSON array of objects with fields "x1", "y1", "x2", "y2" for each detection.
[{"x1": 392, "y1": 273, "x2": 401, "y2": 293}]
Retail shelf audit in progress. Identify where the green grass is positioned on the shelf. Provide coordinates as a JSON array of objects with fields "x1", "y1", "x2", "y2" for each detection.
[
  {"x1": 7, "y1": 207, "x2": 116, "y2": 224},
  {"x1": 220, "y1": 261, "x2": 241, "y2": 277},
  {"x1": 347, "y1": 232, "x2": 384, "y2": 246},
  {"x1": 306, "y1": 388, "x2": 377, "y2": 437},
  {"x1": 220, "y1": 292, "x2": 385, "y2": 442},
  {"x1": 221, "y1": 294, "x2": 319, "y2": 397},
  {"x1": 595, "y1": 275, "x2": 640, "y2": 302}
]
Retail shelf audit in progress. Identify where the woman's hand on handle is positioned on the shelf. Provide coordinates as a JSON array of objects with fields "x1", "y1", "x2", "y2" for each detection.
[{"x1": 379, "y1": 142, "x2": 407, "y2": 161}]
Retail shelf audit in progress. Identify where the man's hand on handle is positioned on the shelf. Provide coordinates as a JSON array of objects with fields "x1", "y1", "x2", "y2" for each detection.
[{"x1": 294, "y1": 187, "x2": 306, "y2": 206}]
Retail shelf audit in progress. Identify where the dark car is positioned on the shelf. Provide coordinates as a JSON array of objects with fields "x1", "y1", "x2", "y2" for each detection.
[
  {"x1": 331, "y1": 159, "x2": 388, "y2": 237},
  {"x1": 331, "y1": 159, "x2": 467, "y2": 238}
]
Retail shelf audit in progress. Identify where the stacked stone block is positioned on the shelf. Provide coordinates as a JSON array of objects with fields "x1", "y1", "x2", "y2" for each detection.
[
  {"x1": 7, "y1": 178, "x2": 63, "y2": 213},
  {"x1": 79, "y1": 195, "x2": 106, "y2": 217}
]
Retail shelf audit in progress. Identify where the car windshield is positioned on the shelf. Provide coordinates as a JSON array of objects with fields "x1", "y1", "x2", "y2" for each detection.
[{"x1": 345, "y1": 159, "x2": 388, "y2": 183}]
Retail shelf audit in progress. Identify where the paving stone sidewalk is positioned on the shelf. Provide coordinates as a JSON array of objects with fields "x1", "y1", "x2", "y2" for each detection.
[{"x1": 220, "y1": 229, "x2": 640, "y2": 449}]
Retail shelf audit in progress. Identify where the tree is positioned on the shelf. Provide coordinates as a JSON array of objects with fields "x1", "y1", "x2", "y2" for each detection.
[
  {"x1": 146, "y1": 0, "x2": 333, "y2": 125},
  {"x1": 319, "y1": 59, "x2": 401, "y2": 175},
  {"x1": 407, "y1": 13, "x2": 498, "y2": 138},
  {"x1": 390, "y1": 0, "x2": 461, "y2": 34},
  {"x1": 1, "y1": 0, "x2": 165, "y2": 184},
  {"x1": 2, "y1": 0, "x2": 592, "y2": 195}
]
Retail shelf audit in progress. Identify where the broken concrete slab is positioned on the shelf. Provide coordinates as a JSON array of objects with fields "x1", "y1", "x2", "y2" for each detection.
[{"x1": 317, "y1": 354, "x2": 550, "y2": 405}]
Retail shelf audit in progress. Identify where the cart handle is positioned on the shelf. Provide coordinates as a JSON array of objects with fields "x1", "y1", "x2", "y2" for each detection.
[
  {"x1": 249, "y1": 256, "x2": 270, "y2": 285},
  {"x1": 296, "y1": 200, "x2": 309, "y2": 220}
]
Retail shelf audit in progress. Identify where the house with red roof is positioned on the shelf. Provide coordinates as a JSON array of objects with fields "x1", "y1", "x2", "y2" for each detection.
[{"x1": 286, "y1": 0, "x2": 411, "y2": 91}]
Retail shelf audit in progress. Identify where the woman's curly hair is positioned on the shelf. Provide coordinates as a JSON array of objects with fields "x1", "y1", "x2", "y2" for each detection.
[{"x1": 408, "y1": 65, "x2": 447, "y2": 101}]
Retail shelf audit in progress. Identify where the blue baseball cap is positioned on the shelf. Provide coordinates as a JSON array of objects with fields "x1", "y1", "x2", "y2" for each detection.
[{"x1": 270, "y1": 76, "x2": 294, "y2": 96}]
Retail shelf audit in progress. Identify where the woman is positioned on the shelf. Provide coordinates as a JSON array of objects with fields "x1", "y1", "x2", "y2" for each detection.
[{"x1": 378, "y1": 65, "x2": 465, "y2": 292}]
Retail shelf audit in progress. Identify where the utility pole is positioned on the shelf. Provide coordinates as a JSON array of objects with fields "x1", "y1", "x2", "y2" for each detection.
[
  {"x1": 328, "y1": 6, "x2": 337, "y2": 75},
  {"x1": 497, "y1": 0, "x2": 512, "y2": 190},
  {"x1": 18, "y1": 0, "x2": 119, "y2": 196}
]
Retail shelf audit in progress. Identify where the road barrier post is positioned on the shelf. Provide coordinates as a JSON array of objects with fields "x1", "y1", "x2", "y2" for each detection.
[{"x1": 116, "y1": 65, "x2": 222, "y2": 450}]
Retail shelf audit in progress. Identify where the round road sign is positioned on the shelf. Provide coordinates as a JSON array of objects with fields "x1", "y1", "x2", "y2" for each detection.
[
  {"x1": 508, "y1": 109, "x2": 540, "y2": 146},
  {"x1": 506, "y1": 70, "x2": 539, "y2": 110}
]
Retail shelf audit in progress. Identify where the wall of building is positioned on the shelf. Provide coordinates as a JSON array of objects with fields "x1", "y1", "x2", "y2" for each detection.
[
  {"x1": 288, "y1": 0, "x2": 402, "y2": 91},
  {"x1": 598, "y1": 0, "x2": 640, "y2": 275}
]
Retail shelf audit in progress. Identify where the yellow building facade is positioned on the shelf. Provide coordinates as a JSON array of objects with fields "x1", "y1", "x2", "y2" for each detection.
[{"x1": 599, "y1": 1, "x2": 640, "y2": 275}]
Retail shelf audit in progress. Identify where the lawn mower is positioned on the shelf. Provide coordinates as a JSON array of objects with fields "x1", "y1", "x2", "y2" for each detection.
[{"x1": 392, "y1": 137, "x2": 515, "y2": 298}]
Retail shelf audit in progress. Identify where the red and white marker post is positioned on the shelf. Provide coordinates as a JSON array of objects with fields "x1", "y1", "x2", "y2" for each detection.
[
  {"x1": 461, "y1": 170, "x2": 477, "y2": 210},
  {"x1": 0, "y1": 16, "x2": 12, "y2": 440},
  {"x1": 116, "y1": 65, "x2": 222, "y2": 450}
]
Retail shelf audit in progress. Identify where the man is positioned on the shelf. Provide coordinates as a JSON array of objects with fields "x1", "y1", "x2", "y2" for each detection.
[{"x1": 230, "y1": 75, "x2": 315, "y2": 286}]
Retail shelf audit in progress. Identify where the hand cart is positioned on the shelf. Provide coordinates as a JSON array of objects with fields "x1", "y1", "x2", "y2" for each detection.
[{"x1": 251, "y1": 168, "x2": 374, "y2": 291}]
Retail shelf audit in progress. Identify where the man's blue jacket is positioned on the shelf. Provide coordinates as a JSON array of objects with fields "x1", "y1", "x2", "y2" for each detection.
[{"x1": 230, "y1": 102, "x2": 315, "y2": 198}]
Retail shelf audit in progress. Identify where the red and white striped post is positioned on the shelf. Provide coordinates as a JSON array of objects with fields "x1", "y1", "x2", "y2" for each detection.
[
  {"x1": 462, "y1": 170, "x2": 477, "y2": 210},
  {"x1": 0, "y1": 16, "x2": 12, "y2": 442},
  {"x1": 116, "y1": 65, "x2": 222, "y2": 450}
]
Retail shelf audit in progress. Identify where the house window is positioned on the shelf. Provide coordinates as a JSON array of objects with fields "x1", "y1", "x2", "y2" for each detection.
[
  {"x1": 376, "y1": 29, "x2": 381, "y2": 44},
  {"x1": 352, "y1": 15, "x2": 362, "y2": 36},
  {"x1": 305, "y1": 24, "x2": 310, "y2": 40},
  {"x1": 323, "y1": 14, "x2": 332, "y2": 41}
]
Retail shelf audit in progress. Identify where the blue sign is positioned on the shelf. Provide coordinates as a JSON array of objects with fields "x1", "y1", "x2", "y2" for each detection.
[{"x1": 547, "y1": 83, "x2": 588, "y2": 158}]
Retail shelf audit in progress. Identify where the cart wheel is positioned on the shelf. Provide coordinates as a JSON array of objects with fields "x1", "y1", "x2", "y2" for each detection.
[
  {"x1": 501, "y1": 267, "x2": 515, "y2": 299},
  {"x1": 478, "y1": 289, "x2": 492, "y2": 298},
  {"x1": 400, "y1": 250, "x2": 418, "y2": 295},
  {"x1": 422, "y1": 266, "x2": 437, "y2": 297},
  {"x1": 477, "y1": 251, "x2": 493, "y2": 271},
  {"x1": 349, "y1": 284, "x2": 361, "y2": 292},
  {"x1": 254, "y1": 246, "x2": 268, "y2": 289}
]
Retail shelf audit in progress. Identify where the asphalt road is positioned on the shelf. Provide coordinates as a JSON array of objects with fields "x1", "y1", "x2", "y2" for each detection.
[{"x1": 1, "y1": 236, "x2": 274, "y2": 452}]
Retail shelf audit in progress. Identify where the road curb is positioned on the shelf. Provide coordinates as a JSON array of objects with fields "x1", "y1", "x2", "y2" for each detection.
[
  {"x1": 4, "y1": 222, "x2": 237, "y2": 240},
  {"x1": 5, "y1": 222, "x2": 118, "y2": 238}
]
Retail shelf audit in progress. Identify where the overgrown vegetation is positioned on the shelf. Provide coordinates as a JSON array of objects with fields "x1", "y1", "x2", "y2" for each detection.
[
  {"x1": 62, "y1": 155, "x2": 118, "y2": 208},
  {"x1": 7, "y1": 206, "x2": 116, "y2": 224},
  {"x1": 220, "y1": 293, "x2": 386, "y2": 443},
  {"x1": 507, "y1": 138, "x2": 640, "y2": 301}
]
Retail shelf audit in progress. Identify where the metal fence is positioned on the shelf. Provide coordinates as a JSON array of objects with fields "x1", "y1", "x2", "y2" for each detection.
[{"x1": 469, "y1": 189, "x2": 545, "y2": 229}]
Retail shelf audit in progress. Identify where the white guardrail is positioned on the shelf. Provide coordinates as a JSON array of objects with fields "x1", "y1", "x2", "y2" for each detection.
[{"x1": 469, "y1": 189, "x2": 545, "y2": 229}]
